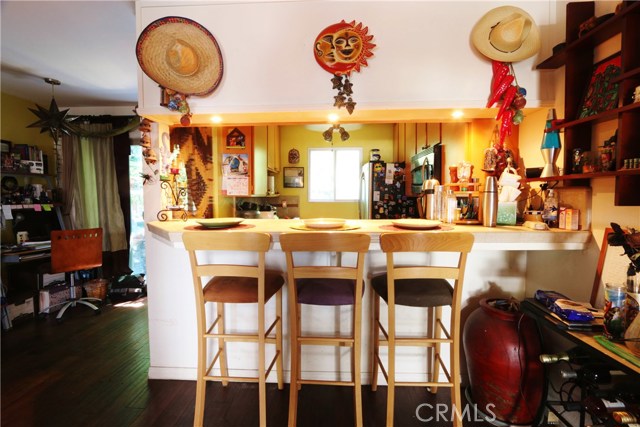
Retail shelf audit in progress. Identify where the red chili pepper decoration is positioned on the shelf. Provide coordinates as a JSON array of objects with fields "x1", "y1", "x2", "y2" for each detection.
[
  {"x1": 499, "y1": 108, "x2": 515, "y2": 146},
  {"x1": 496, "y1": 85, "x2": 517, "y2": 120},
  {"x1": 491, "y1": 61, "x2": 510, "y2": 92},
  {"x1": 486, "y1": 74, "x2": 514, "y2": 108}
]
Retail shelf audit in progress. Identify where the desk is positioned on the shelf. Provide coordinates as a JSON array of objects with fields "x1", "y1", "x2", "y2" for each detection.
[
  {"x1": 1, "y1": 245, "x2": 51, "y2": 263},
  {"x1": 1, "y1": 243, "x2": 53, "y2": 321},
  {"x1": 521, "y1": 299, "x2": 640, "y2": 427}
]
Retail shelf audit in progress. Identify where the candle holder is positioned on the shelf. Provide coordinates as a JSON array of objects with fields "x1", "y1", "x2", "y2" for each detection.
[{"x1": 157, "y1": 172, "x2": 188, "y2": 221}]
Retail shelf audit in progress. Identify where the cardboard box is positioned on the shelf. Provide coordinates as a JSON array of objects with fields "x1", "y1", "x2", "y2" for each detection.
[
  {"x1": 6, "y1": 297, "x2": 34, "y2": 322},
  {"x1": 39, "y1": 283, "x2": 82, "y2": 314},
  {"x1": 20, "y1": 160, "x2": 43, "y2": 174},
  {"x1": 566, "y1": 209, "x2": 580, "y2": 230},
  {"x1": 559, "y1": 207, "x2": 567, "y2": 229}
]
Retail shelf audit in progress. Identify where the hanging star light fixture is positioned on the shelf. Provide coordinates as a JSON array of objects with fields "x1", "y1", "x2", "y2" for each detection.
[{"x1": 27, "y1": 78, "x2": 74, "y2": 139}]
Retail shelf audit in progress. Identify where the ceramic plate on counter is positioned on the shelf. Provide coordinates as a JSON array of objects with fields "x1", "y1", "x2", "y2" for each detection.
[
  {"x1": 302, "y1": 218, "x2": 346, "y2": 229},
  {"x1": 391, "y1": 219, "x2": 442, "y2": 230},
  {"x1": 195, "y1": 218, "x2": 244, "y2": 229}
]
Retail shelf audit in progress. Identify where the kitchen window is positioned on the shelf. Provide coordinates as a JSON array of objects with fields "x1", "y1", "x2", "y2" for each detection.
[{"x1": 308, "y1": 147, "x2": 362, "y2": 202}]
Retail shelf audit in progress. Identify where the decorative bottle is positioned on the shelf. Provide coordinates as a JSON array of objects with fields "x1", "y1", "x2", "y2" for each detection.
[
  {"x1": 542, "y1": 189, "x2": 558, "y2": 228},
  {"x1": 539, "y1": 346, "x2": 592, "y2": 365},
  {"x1": 445, "y1": 189, "x2": 457, "y2": 223}
]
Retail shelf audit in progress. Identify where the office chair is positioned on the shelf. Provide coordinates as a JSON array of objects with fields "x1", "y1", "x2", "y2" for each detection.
[{"x1": 48, "y1": 228, "x2": 104, "y2": 321}]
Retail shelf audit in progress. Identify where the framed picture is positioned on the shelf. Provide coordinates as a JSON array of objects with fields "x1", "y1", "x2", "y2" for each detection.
[
  {"x1": 283, "y1": 167, "x2": 304, "y2": 188},
  {"x1": 0, "y1": 140, "x2": 11, "y2": 153},
  {"x1": 578, "y1": 53, "x2": 622, "y2": 119},
  {"x1": 225, "y1": 127, "x2": 246, "y2": 148}
]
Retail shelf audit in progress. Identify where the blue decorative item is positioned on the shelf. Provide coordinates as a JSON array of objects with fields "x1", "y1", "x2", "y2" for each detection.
[{"x1": 540, "y1": 108, "x2": 561, "y2": 177}]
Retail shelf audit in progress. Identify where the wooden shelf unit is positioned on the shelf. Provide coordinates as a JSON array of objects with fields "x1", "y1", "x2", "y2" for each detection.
[{"x1": 535, "y1": 1, "x2": 640, "y2": 206}]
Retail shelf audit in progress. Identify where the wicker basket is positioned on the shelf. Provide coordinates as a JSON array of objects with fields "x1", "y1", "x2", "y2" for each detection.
[{"x1": 84, "y1": 279, "x2": 109, "y2": 301}]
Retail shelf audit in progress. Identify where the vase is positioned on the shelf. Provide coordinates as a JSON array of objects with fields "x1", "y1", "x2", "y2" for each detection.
[{"x1": 463, "y1": 298, "x2": 544, "y2": 425}]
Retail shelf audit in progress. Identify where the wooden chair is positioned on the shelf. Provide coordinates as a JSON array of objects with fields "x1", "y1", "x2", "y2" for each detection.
[
  {"x1": 182, "y1": 231, "x2": 285, "y2": 427},
  {"x1": 280, "y1": 232, "x2": 370, "y2": 427},
  {"x1": 49, "y1": 228, "x2": 104, "y2": 321},
  {"x1": 370, "y1": 232, "x2": 474, "y2": 427}
]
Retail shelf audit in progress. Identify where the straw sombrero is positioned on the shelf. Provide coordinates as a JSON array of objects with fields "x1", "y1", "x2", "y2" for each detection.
[
  {"x1": 471, "y1": 6, "x2": 540, "y2": 62},
  {"x1": 136, "y1": 16, "x2": 223, "y2": 96}
]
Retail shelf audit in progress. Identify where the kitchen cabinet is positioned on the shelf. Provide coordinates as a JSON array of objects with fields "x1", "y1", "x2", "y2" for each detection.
[
  {"x1": 253, "y1": 125, "x2": 280, "y2": 196},
  {"x1": 266, "y1": 126, "x2": 280, "y2": 173},
  {"x1": 535, "y1": 1, "x2": 640, "y2": 206}
]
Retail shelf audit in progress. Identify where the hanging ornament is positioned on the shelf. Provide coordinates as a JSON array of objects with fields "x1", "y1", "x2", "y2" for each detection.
[
  {"x1": 313, "y1": 20, "x2": 375, "y2": 115},
  {"x1": 486, "y1": 61, "x2": 528, "y2": 147}
]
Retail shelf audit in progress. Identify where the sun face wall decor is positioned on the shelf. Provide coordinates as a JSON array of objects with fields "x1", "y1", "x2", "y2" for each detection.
[{"x1": 314, "y1": 20, "x2": 375, "y2": 114}]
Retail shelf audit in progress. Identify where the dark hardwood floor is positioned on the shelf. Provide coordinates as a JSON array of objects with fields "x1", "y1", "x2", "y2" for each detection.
[{"x1": 1, "y1": 299, "x2": 493, "y2": 427}]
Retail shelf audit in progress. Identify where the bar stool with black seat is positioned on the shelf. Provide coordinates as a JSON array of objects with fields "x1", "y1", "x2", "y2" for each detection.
[
  {"x1": 182, "y1": 231, "x2": 285, "y2": 427},
  {"x1": 46, "y1": 228, "x2": 104, "y2": 321},
  {"x1": 280, "y1": 232, "x2": 370, "y2": 427},
  {"x1": 370, "y1": 232, "x2": 474, "y2": 427}
]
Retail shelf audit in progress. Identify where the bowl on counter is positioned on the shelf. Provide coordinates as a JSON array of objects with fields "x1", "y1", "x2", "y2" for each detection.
[
  {"x1": 238, "y1": 210, "x2": 260, "y2": 219},
  {"x1": 302, "y1": 218, "x2": 346, "y2": 229},
  {"x1": 259, "y1": 211, "x2": 276, "y2": 219}
]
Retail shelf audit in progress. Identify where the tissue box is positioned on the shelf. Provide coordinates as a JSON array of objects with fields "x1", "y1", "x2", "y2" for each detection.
[{"x1": 497, "y1": 202, "x2": 517, "y2": 225}]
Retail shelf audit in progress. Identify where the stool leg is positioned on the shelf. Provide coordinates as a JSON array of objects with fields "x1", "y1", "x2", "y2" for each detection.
[
  {"x1": 217, "y1": 302, "x2": 229, "y2": 386},
  {"x1": 451, "y1": 310, "x2": 463, "y2": 427},
  {"x1": 194, "y1": 302, "x2": 207, "y2": 427},
  {"x1": 296, "y1": 304, "x2": 302, "y2": 392},
  {"x1": 258, "y1": 294, "x2": 267, "y2": 427},
  {"x1": 353, "y1": 297, "x2": 363, "y2": 427},
  {"x1": 288, "y1": 300, "x2": 299, "y2": 427},
  {"x1": 430, "y1": 306, "x2": 442, "y2": 394},
  {"x1": 371, "y1": 292, "x2": 380, "y2": 391},
  {"x1": 276, "y1": 289, "x2": 284, "y2": 390},
  {"x1": 386, "y1": 298, "x2": 396, "y2": 426}
]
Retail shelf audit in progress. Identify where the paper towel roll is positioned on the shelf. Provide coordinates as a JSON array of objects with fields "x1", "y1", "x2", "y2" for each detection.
[{"x1": 267, "y1": 176, "x2": 275, "y2": 195}]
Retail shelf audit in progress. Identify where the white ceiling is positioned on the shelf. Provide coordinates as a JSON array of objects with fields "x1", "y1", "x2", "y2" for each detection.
[{"x1": 1, "y1": 0, "x2": 138, "y2": 110}]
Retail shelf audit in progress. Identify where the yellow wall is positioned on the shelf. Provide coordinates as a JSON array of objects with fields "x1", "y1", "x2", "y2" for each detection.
[
  {"x1": 276, "y1": 124, "x2": 394, "y2": 219},
  {"x1": 1, "y1": 92, "x2": 55, "y2": 171}
]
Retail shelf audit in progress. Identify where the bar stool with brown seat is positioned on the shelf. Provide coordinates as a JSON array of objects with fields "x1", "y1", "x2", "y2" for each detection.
[
  {"x1": 182, "y1": 231, "x2": 285, "y2": 427},
  {"x1": 280, "y1": 232, "x2": 370, "y2": 427},
  {"x1": 370, "y1": 232, "x2": 474, "y2": 427}
]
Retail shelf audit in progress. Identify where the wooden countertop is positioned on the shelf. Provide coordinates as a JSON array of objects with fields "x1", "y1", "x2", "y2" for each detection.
[{"x1": 147, "y1": 219, "x2": 591, "y2": 251}]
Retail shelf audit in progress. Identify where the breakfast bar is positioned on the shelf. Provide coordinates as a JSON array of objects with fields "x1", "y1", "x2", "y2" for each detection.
[{"x1": 145, "y1": 219, "x2": 591, "y2": 383}]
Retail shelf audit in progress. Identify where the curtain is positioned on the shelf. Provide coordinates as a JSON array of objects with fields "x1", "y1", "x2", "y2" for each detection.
[{"x1": 60, "y1": 123, "x2": 128, "y2": 253}]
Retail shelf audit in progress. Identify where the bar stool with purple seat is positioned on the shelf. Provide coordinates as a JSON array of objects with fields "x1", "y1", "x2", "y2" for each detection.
[{"x1": 280, "y1": 232, "x2": 370, "y2": 427}]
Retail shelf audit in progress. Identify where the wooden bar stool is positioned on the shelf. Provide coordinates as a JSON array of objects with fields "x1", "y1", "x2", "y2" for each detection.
[
  {"x1": 280, "y1": 232, "x2": 370, "y2": 427},
  {"x1": 370, "y1": 232, "x2": 474, "y2": 427},
  {"x1": 182, "y1": 231, "x2": 285, "y2": 427}
]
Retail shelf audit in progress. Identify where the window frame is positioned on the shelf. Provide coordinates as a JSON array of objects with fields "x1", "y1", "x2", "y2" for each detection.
[{"x1": 308, "y1": 147, "x2": 363, "y2": 202}]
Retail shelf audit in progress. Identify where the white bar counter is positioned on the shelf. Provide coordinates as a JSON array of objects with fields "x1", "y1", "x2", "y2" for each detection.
[{"x1": 145, "y1": 219, "x2": 591, "y2": 382}]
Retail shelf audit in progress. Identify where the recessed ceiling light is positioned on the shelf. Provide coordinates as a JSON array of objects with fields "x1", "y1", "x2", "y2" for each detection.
[
  {"x1": 327, "y1": 113, "x2": 340, "y2": 123},
  {"x1": 451, "y1": 110, "x2": 464, "y2": 119},
  {"x1": 210, "y1": 115, "x2": 222, "y2": 124}
]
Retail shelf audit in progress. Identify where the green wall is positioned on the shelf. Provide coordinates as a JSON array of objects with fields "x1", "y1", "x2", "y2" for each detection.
[
  {"x1": 1, "y1": 92, "x2": 56, "y2": 172},
  {"x1": 277, "y1": 123, "x2": 394, "y2": 219}
]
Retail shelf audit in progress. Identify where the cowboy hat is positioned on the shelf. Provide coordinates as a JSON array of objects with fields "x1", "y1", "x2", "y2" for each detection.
[
  {"x1": 136, "y1": 16, "x2": 223, "y2": 96},
  {"x1": 471, "y1": 6, "x2": 540, "y2": 62}
]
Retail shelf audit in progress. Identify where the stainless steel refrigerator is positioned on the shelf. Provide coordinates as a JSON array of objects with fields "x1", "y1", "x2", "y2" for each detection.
[{"x1": 359, "y1": 161, "x2": 418, "y2": 219}]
